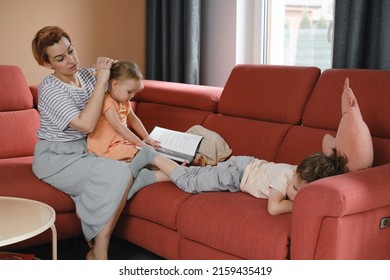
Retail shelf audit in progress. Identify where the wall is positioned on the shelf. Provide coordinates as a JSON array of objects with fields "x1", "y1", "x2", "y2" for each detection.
[
  {"x1": 200, "y1": 0, "x2": 237, "y2": 87},
  {"x1": 0, "y1": 0, "x2": 146, "y2": 85}
]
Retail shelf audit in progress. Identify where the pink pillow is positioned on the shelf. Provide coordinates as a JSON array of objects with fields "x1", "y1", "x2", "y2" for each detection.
[{"x1": 322, "y1": 78, "x2": 373, "y2": 171}]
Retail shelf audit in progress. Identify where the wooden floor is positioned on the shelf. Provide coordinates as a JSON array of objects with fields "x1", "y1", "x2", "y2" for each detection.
[{"x1": 15, "y1": 236, "x2": 164, "y2": 260}]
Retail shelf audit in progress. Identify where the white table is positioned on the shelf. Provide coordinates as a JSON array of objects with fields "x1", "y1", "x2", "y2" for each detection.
[{"x1": 0, "y1": 196, "x2": 57, "y2": 260}]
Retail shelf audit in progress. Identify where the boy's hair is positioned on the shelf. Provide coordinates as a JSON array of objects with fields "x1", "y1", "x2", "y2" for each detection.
[
  {"x1": 109, "y1": 61, "x2": 143, "y2": 81},
  {"x1": 296, "y1": 148, "x2": 349, "y2": 183},
  {"x1": 32, "y1": 26, "x2": 71, "y2": 66}
]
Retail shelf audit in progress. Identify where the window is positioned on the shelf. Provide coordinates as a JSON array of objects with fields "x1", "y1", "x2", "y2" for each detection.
[{"x1": 267, "y1": 0, "x2": 335, "y2": 71}]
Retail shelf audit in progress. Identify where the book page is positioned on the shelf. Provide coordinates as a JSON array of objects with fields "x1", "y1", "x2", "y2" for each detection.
[{"x1": 149, "y1": 126, "x2": 203, "y2": 156}]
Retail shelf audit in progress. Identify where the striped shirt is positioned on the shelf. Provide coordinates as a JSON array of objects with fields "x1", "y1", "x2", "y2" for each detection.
[{"x1": 37, "y1": 68, "x2": 96, "y2": 141}]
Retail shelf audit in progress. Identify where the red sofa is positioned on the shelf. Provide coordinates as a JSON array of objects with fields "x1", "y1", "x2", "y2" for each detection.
[{"x1": 1, "y1": 64, "x2": 390, "y2": 259}]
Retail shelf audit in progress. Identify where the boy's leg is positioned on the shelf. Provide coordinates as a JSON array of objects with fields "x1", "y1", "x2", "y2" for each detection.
[{"x1": 128, "y1": 146, "x2": 158, "y2": 177}]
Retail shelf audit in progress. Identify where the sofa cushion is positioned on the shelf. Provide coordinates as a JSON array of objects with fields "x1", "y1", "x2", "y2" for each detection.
[
  {"x1": 202, "y1": 114, "x2": 291, "y2": 162},
  {"x1": 218, "y1": 64, "x2": 320, "y2": 124},
  {"x1": 135, "y1": 102, "x2": 213, "y2": 133},
  {"x1": 275, "y1": 126, "x2": 334, "y2": 165},
  {"x1": 0, "y1": 157, "x2": 75, "y2": 213},
  {"x1": 0, "y1": 65, "x2": 34, "y2": 111},
  {"x1": 177, "y1": 192, "x2": 291, "y2": 259},
  {"x1": 0, "y1": 109, "x2": 39, "y2": 158},
  {"x1": 135, "y1": 80, "x2": 222, "y2": 112},
  {"x1": 303, "y1": 69, "x2": 390, "y2": 167},
  {"x1": 303, "y1": 69, "x2": 390, "y2": 139},
  {"x1": 123, "y1": 182, "x2": 192, "y2": 230}
]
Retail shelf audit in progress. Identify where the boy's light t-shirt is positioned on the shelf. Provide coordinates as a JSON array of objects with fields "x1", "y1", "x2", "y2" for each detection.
[{"x1": 240, "y1": 159, "x2": 296, "y2": 198}]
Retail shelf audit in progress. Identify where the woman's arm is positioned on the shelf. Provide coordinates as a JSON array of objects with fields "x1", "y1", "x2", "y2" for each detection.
[
  {"x1": 267, "y1": 188, "x2": 293, "y2": 215},
  {"x1": 69, "y1": 57, "x2": 113, "y2": 133}
]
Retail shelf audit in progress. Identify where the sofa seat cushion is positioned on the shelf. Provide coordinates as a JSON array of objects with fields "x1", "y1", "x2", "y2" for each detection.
[
  {"x1": 123, "y1": 182, "x2": 193, "y2": 230},
  {"x1": 177, "y1": 192, "x2": 291, "y2": 259},
  {"x1": 0, "y1": 156, "x2": 75, "y2": 213}
]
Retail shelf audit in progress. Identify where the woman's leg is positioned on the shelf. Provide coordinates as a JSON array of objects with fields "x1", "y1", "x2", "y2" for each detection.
[{"x1": 86, "y1": 177, "x2": 133, "y2": 260}]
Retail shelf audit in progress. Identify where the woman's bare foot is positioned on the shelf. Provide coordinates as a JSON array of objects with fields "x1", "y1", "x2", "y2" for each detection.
[
  {"x1": 86, "y1": 249, "x2": 108, "y2": 260},
  {"x1": 87, "y1": 238, "x2": 95, "y2": 249}
]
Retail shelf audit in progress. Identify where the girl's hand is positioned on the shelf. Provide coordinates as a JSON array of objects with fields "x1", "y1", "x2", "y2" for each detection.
[
  {"x1": 143, "y1": 136, "x2": 161, "y2": 148},
  {"x1": 94, "y1": 57, "x2": 114, "y2": 82},
  {"x1": 135, "y1": 141, "x2": 148, "y2": 148}
]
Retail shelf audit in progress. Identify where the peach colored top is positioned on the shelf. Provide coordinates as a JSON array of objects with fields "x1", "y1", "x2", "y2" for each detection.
[{"x1": 87, "y1": 93, "x2": 137, "y2": 161}]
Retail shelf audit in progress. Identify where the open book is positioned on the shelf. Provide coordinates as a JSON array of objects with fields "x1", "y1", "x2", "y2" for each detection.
[{"x1": 143, "y1": 126, "x2": 203, "y2": 163}]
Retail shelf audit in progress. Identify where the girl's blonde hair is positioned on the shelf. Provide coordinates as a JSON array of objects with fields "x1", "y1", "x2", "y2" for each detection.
[{"x1": 109, "y1": 61, "x2": 143, "y2": 81}]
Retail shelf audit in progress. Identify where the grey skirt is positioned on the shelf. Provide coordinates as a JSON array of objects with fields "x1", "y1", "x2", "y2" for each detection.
[{"x1": 32, "y1": 138, "x2": 131, "y2": 241}]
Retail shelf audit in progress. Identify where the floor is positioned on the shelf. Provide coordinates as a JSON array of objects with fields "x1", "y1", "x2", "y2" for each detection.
[{"x1": 15, "y1": 236, "x2": 164, "y2": 260}]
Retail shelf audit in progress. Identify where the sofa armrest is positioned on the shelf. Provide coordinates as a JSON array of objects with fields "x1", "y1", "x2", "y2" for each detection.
[
  {"x1": 29, "y1": 85, "x2": 39, "y2": 107},
  {"x1": 291, "y1": 164, "x2": 390, "y2": 259}
]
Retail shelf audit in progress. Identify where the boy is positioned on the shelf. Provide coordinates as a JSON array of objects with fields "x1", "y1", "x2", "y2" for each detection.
[{"x1": 127, "y1": 146, "x2": 348, "y2": 215}]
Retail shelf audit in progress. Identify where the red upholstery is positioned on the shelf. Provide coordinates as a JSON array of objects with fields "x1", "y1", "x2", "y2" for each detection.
[
  {"x1": 219, "y1": 64, "x2": 320, "y2": 124},
  {"x1": 202, "y1": 114, "x2": 291, "y2": 162},
  {"x1": 177, "y1": 192, "x2": 291, "y2": 259},
  {"x1": 0, "y1": 66, "x2": 39, "y2": 158},
  {"x1": 0, "y1": 65, "x2": 81, "y2": 249},
  {"x1": 302, "y1": 69, "x2": 390, "y2": 168},
  {"x1": 0, "y1": 157, "x2": 75, "y2": 213},
  {"x1": 135, "y1": 80, "x2": 222, "y2": 113},
  {"x1": 0, "y1": 65, "x2": 34, "y2": 111},
  {"x1": 122, "y1": 182, "x2": 192, "y2": 230},
  {"x1": 291, "y1": 164, "x2": 390, "y2": 259},
  {"x1": 2, "y1": 64, "x2": 390, "y2": 260},
  {"x1": 303, "y1": 69, "x2": 390, "y2": 138}
]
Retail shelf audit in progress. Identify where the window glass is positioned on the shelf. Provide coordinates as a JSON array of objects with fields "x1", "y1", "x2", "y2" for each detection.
[{"x1": 268, "y1": 0, "x2": 335, "y2": 71}]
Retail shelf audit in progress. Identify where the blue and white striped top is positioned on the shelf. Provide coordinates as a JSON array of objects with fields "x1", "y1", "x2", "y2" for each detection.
[{"x1": 37, "y1": 68, "x2": 96, "y2": 141}]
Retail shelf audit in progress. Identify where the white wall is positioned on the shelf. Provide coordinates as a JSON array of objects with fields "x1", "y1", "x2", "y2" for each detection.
[{"x1": 200, "y1": 0, "x2": 237, "y2": 87}]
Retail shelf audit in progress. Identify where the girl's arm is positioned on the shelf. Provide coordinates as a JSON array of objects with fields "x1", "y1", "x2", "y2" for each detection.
[
  {"x1": 69, "y1": 57, "x2": 113, "y2": 133},
  {"x1": 127, "y1": 109, "x2": 160, "y2": 147},
  {"x1": 104, "y1": 108, "x2": 145, "y2": 147},
  {"x1": 267, "y1": 188, "x2": 293, "y2": 215}
]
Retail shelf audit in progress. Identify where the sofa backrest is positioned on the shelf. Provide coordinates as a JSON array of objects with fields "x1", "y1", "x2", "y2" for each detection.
[
  {"x1": 0, "y1": 65, "x2": 39, "y2": 159},
  {"x1": 134, "y1": 80, "x2": 223, "y2": 132},
  {"x1": 277, "y1": 68, "x2": 390, "y2": 166},
  {"x1": 306, "y1": 69, "x2": 390, "y2": 167},
  {"x1": 203, "y1": 64, "x2": 321, "y2": 161}
]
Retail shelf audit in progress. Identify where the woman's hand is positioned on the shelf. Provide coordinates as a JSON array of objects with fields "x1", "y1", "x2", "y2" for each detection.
[{"x1": 94, "y1": 57, "x2": 114, "y2": 83}]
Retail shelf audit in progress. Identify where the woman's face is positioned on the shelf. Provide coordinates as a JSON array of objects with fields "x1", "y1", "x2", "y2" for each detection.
[{"x1": 44, "y1": 36, "x2": 79, "y2": 75}]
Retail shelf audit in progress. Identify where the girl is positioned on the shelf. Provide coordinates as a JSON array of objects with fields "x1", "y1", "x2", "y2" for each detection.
[{"x1": 87, "y1": 61, "x2": 160, "y2": 161}]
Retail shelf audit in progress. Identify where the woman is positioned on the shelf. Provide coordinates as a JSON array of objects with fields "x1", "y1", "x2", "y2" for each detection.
[{"x1": 31, "y1": 26, "x2": 150, "y2": 260}]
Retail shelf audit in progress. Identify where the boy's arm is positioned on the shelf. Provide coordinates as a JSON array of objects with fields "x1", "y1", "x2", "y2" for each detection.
[{"x1": 267, "y1": 188, "x2": 293, "y2": 215}]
